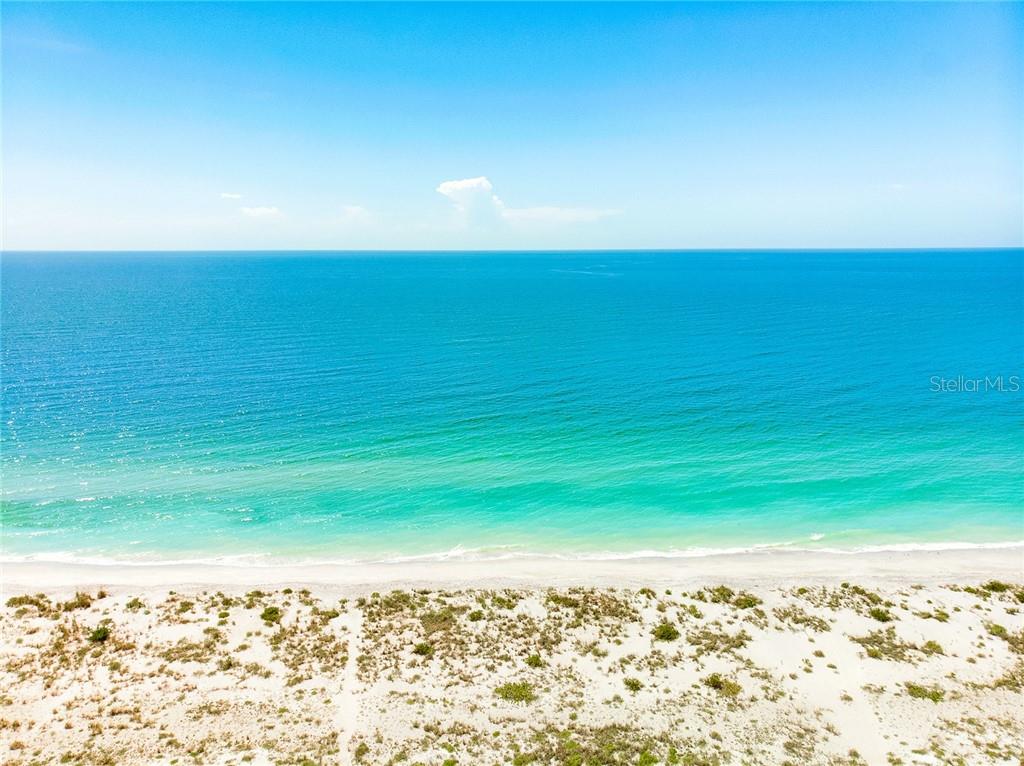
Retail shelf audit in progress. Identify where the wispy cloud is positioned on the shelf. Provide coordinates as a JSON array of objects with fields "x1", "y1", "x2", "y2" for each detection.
[
  {"x1": 240, "y1": 206, "x2": 281, "y2": 218},
  {"x1": 220, "y1": 192, "x2": 242, "y2": 200},
  {"x1": 436, "y1": 176, "x2": 619, "y2": 228}
]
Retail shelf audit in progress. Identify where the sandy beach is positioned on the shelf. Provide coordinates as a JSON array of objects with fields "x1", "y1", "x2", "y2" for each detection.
[
  {"x1": 3, "y1": 546, "x2": 1022, "y2": 591},
  {"x1": 2, "y1": 549, "x2": 1022, "y2": 765}
]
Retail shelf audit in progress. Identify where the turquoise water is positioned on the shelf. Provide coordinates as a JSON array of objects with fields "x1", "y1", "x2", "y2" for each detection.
[{"x1": 2, "y1": 250, "x2": 1022, "y2": 563}]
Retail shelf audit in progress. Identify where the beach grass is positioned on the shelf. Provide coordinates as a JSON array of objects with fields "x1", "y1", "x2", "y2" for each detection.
[{"x1": 2, "y1": 573, "x2": 1023, "y2": 765}]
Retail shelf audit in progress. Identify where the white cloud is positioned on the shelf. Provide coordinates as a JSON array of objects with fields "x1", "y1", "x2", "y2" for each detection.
[
  {"x1": 436, "y1": 176, "x2": 499, "y2": 206},
  {"x1": 436, "y1": 176, "x2": 619, "y2": 228},
  {"x1": 240, "y1": 206, "x2": 281, "y2": 218},
  {"x1": 220, "y1": 192, "x2": 242, "y2": 199},
  {"x1": 436, "y1": 176, "x2": 505, "y2": 227}
]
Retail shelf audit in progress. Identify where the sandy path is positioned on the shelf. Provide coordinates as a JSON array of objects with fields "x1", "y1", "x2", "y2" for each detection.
[{"x1": 334, "y1": 606, "x2": 363, "y2": 763}]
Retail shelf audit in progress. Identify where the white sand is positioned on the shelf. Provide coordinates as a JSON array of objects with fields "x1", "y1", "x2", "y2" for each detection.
[
  {"x1": 3, "y1": 546, "x2": 1021, "y2": 592},
  {"x1": 2, "y1": 548, "x2": 1022, "y2": 765}
]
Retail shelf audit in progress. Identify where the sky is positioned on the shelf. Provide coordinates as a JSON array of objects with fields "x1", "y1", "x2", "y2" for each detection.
[{"x1": 2, "y1": 2, "x2": 1022, "y2": 251}]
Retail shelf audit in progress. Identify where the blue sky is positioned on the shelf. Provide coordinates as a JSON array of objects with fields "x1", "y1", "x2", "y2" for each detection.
[{"x1": 2, "y1": 2, "x2": 1021, "y2": 250}]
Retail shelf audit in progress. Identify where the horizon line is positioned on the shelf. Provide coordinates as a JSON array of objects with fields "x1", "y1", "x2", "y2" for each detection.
[{"x1": 3, "y1": 246, "x2": 1023, "y2": 255}]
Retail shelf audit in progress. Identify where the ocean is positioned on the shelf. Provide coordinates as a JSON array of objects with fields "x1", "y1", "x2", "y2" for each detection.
[{"x1": 2, "y1": 250, "x2": 1021, "y2": 564}]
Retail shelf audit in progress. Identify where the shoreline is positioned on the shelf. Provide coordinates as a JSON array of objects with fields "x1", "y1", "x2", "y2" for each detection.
[{"x1": 4, "y1": 546, "x2": 1021, "y2": 592}]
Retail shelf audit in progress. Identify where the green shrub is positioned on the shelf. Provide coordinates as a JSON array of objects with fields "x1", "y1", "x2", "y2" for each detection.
[
  {"x1": 547, "y1": 593, "x2": 580, "y2": 609},
  {"x1": 623, "y1": 677, "x2": 643, "y2": 693},
  {"x1": 525, "y1": 654, "x2": 544, "y2": 668},
  {"x1": 773, "y1": 606, "x2": 830, "y2": 632},
  {"x1": 702, "y1": 673, "x2": 741, "y2": 697},
  {"x1": 986, "y1": 622, "x2": 1024, "y2": 654},
  {"x1": 851, "y1": 627, "x2": 915, "y2": 661},
  {"x1": 420, "y1": 608, "x2": 457, "y2": 635},
  {"x1": 652, "y1": 622, "x2": 680, "y2": 641},
  {"x1": 707, "y1": 586, "x2": 735, "y2": 603},
  {"x1": 88, "y1": 625, "x2": 110, "y2": 643},
  {"x1": 732, "y1": 593, "x2": 762, "y2": 609},
  {"x1": 904, "y1": 682, "x2": 943, "y2": 702},
  {"x1": 260, "y1": 606, "x2": 282, "y2": 625},
  {"x1": 987, "y1": 623, "x2": 1009, "y2": 639},
  {"x1": 495, "y1": 681, "x2": 537, "y2": 703},
  {"x1": 413, "y1": 642, "x2": 434, "y2": 657},
  {"x1": 63, "y1": 592, "x2": 93, "y2": 611},
  {"x1": 492, "y1": 594, "x2": 518, "y2": 610},
  {"x1": 5, "y1": 594, "x2": 50, "y2": 612}
]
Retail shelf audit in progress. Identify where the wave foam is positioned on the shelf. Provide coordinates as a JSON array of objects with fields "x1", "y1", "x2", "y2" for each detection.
[{"x1": 2, "y1": 540, "x2": 1021, "y2": 568}]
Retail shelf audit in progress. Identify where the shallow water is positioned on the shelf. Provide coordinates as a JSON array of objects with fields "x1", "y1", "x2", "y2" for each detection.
[{"x1": 2, "y1": 250, "x2": 1022, "y2": 562}]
